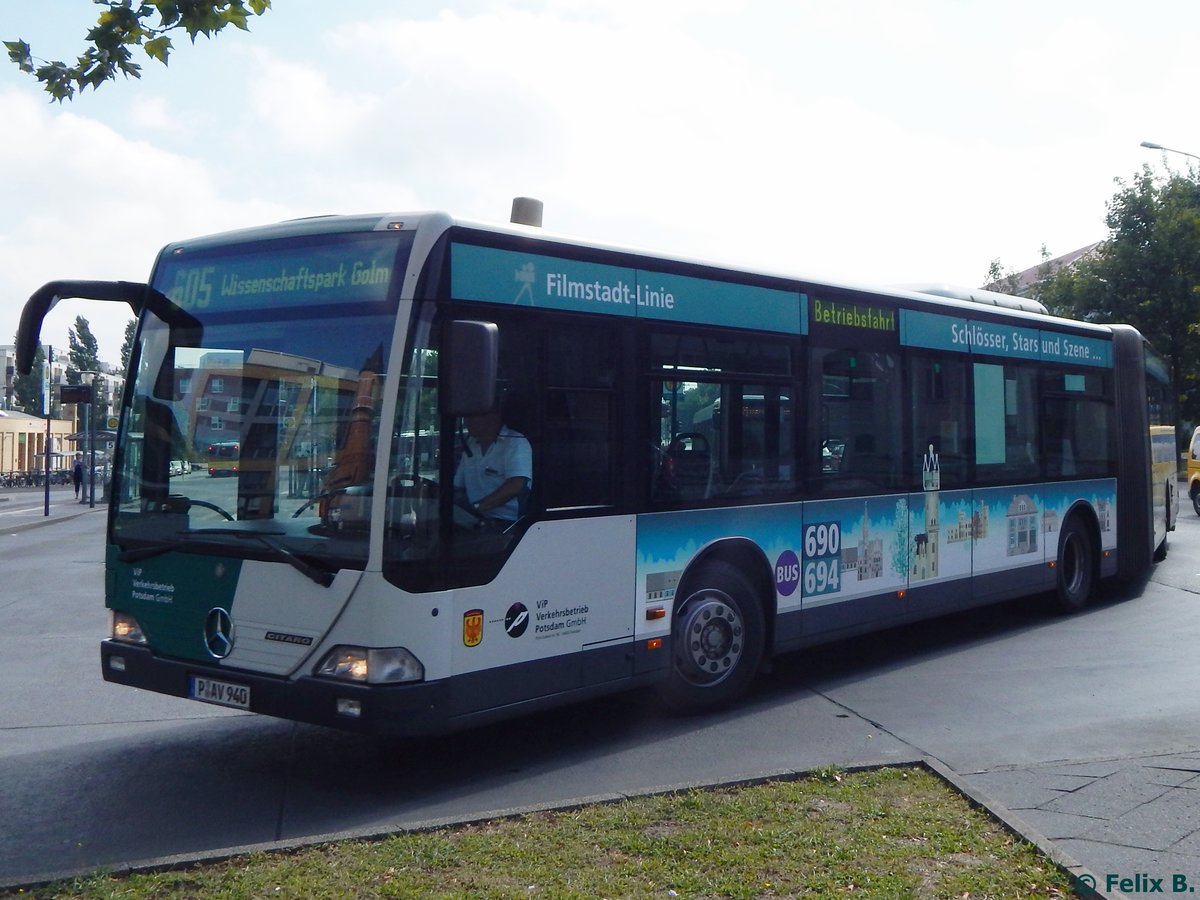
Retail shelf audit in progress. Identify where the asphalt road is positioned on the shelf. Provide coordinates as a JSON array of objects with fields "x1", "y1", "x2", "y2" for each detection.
[{"x1": 2, "y1": 486, "x2": 1199, "y2": 896}]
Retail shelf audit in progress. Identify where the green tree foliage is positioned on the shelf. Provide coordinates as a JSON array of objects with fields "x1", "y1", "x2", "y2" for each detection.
[
  {"x1": 67, "y1": 315, "x2": 101, "y2": 381},
  {"x1": 5, "y1": 0, "x2": 271, "y2": 101},
  {"x1": 10, "y1": 338, "x2": 45, "y2": 413},
  {"x1": 985, "y1": 245, "x2": 1053, "y2": 296},
  {"x1": 120, "y1": 318, "x2": 136, "y2": 371},
  {"x1": 68, "y1": 316, "x2": 113, "y2": 420},
  {"x1": 674, "y1": 382, "x2": 720, "y2": 436},
  {"x1": 890, "y1": 497, "x2": 909, "y2": 577},
  {"x1": 1038, "y1": 165, "x2": 1200, "y2": 419},
  {"x1": 985, "y1": 258, "x2": 1022, "y2": 295}
]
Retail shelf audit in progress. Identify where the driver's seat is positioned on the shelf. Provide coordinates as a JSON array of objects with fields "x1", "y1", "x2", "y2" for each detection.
[{"x1": 666, "y1": 432, "x2": 711, "y2": 501}]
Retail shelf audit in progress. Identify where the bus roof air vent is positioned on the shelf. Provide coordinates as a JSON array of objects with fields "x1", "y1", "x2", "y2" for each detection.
[
  {"x1": 510, "y1": 197, "x2": 543, "y2": 227},
  {"x1": 896, "y1": 283, "x2": 1048, "y2": 315}
]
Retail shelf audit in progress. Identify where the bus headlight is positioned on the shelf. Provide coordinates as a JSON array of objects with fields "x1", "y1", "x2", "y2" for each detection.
[
  {"x1": 111, "y1": 611, "x2": 147, "y2": 645},
  {"x1": 314, "y1": 646, "x2": 424, "y2": 684}
]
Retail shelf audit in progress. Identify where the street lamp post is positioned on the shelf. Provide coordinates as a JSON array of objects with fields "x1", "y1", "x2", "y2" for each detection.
[
  {"x1": 1140, "y1": 140, "x2": 1200, "y2": 164},
  {"x1": 79, "y1": 371, "x2": 101, "y2": 509},
  {"x1": 43, "y1": 344, "x2": 51, "y2": 517}
]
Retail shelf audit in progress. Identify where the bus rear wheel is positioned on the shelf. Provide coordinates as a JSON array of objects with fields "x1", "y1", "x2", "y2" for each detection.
[
  {"x1": 1054, "y1": 517, "x2": 1095, "y2": 613},
  {"x1": 658, "y1": 562, "x2": 765, "y2": 713}
]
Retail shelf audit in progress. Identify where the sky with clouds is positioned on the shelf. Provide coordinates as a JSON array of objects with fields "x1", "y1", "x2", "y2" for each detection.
[{"x1": 2, "y1": 1, "x2": 1199, "y2": 364}]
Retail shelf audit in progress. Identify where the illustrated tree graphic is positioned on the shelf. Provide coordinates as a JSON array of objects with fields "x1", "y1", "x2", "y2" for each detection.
[{"x1": 890, "y1": 497, "x2": 910, "y2": 577}]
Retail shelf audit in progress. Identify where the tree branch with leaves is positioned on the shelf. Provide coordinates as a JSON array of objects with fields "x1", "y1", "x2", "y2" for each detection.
[
  {"x1": 1038, "y1": 164, "x2": 1200, "y2": 419},
  {"x1": 5, "y1": 0, "x2": 270, "y2": 101}
]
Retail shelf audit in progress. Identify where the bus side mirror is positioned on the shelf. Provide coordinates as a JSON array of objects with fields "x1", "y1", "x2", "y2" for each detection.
[{"x1": 441, "y1": 320, "x2": 498, "y2": 417}]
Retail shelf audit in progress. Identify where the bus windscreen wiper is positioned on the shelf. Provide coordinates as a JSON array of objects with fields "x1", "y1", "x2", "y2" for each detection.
[
  {"x1": 118, "y1": 528, "x2": 335, "y2": 588},
  {"x1": 190, "y1": 528, "x2": 336, "y2": 588},
  {"x1": 118, "y1": 538, "x2": 190, "y2": 563}
]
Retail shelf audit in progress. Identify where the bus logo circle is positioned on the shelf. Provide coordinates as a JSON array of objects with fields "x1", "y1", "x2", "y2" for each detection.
[
  {"x1": 775, "y1": 550, "x2": 800, "y2": 597},
  {"x1": 204, "y1": 608, "x2": 235, "y2": 658},
  {"x1": 505, "y1": 603, "x2": 529, "y2": 638}
]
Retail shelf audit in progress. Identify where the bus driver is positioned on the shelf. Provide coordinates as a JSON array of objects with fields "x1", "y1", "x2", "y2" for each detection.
[{"x1": 453, "y1": 408, "x2": 532, "y2": 525}]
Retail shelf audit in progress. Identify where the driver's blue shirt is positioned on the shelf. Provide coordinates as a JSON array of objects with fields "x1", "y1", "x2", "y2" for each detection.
[{"x1": 453, "y1": 426, "x2": 532, "y2": 521}]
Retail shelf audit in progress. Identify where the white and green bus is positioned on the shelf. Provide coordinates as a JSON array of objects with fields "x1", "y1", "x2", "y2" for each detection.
[{"x1": 16, "y1": 210, "x2": 1174, "y2": 734}]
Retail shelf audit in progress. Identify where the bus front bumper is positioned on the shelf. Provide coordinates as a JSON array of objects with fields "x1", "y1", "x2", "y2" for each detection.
[{"x1": 101, "y1": 640, "x2": 451, "y2": 736}]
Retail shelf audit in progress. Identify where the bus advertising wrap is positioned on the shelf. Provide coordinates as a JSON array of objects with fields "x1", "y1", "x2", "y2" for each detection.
[
  {"x1": 635, "y1": 479, "x2": 1117, "y2": 625},
  {"x1": 450, "y1": 243, "x2": 806, "y2": 334},
  {"x1": 900, "y1": 309, "x2": 1113, "y2": 367}
]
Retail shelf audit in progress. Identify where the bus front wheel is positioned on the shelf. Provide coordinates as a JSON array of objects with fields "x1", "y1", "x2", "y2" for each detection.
[
  {"x1": 1054, "y1": 517, "x2": 1095, "y2": 613},
  {"x1": 658, "y1": 562, "x2": 765, "y2": 713}
]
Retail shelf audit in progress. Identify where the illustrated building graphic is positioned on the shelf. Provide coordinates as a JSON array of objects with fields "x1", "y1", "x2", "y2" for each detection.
[
  {"x1": 1007, "y1": 494, "x2": 1039, "y2": 556},
  {"x1": 946, "y1": 505, "x2": 988, "y2": 543},
  {"x1": 844, "y1": 503, "x2": 884, "y2": 581},
  {"x1": 911, "y1": 488, "x2": 940, "y2": 580},
  {"x1": 911, "y1": 447, "x2": 940, "y2": 581}
]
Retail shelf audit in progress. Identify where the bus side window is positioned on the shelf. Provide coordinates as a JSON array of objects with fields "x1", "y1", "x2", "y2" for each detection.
[
  {"x1": 541, "y1": 320, "x2": 616, "y2": 510},
  {"x1": 652, "y1": 379, "x2": 718, "y2": 505},
  {"x1": 909, "y1": 354, "x2": 969, "y2": 488},
  {"x1": 812, "y1": 347, "x2": 902, "y2": 492},
  {"x1": 648, "y1": 332, "x2": 793, "y2": 505},
  {"x1": 1041, "y1": 367, "x2": 1115, "y2": 479},
  {"x1": 973, "y1": 362, "x2": 1040, "y2": 482},
  {"x1": 712, "y1": 384, "x2": 793, "y2": 497}
]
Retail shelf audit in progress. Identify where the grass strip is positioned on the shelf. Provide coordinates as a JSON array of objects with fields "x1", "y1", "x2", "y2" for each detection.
[{"x1": 6, "y1": 766, "x2": 1077, "y2": 899}]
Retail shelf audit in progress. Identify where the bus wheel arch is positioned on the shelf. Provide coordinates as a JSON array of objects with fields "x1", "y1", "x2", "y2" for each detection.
[
  {"x1": 1053, "y1": 506, "x2": 1100, "y2": 613},
  {"x1": 658, "y1": 541, "x2": 772, "y2": 712}
]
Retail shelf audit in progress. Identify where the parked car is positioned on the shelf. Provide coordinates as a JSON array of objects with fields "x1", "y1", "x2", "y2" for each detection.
[{"x1": 168, "y1": 459, "x2": 192, "y2": 476}]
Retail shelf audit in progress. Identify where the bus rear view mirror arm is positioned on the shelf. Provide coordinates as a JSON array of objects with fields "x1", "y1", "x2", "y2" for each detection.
[{"x1": 17, "y1": 280, "x2": 200, "y2": 374}]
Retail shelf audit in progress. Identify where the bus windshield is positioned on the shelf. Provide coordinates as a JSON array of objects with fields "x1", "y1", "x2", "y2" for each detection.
[{"x1": 112, "y1": 230, "x2": 411, "y2": 573}]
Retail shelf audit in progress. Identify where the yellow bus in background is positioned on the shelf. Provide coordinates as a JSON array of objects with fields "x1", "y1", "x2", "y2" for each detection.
[
  {"x1": 1150, "y1": 425, "x2": 1178, "y2": 542},
  {"x1": 1187, "y1": 426, "x2": 1200, "y2": 515},
  {"x1": 206, "y1": 440, "x2": 240, "y2": 477}
]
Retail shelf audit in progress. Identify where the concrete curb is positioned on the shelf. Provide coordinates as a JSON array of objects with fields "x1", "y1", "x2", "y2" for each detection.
[
  {"x1": 922, "y1": 756, "x2": 1126, "y2": 900},
  {"x1": 1, "y1": 755, "x2": 1115, "y2": 896}
]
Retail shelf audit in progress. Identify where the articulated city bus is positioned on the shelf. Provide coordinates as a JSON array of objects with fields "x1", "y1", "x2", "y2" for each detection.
[{"x1": 16, "y1": 210, "x2": 1173, "y2": 735}]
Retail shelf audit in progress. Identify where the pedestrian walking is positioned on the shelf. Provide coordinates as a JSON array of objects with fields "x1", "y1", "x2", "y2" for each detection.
[{"x1": 72, "y1": 453, "x2": 83, "y2": 500}]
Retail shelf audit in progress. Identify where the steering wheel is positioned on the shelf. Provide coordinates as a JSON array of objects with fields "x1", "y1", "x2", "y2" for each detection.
[{"x1": 187, "y1": 498, "x2": 235, "y2": 521}]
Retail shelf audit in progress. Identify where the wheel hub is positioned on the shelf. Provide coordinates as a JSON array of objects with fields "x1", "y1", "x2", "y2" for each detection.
[{"x1": 678, "y1": 592, "x2": 743, "y2": 685}]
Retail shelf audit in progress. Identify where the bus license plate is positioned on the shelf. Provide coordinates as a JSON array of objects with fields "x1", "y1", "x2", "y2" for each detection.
[{"x1": 189, "y1": 675, "x2": 251, "y2": 710}]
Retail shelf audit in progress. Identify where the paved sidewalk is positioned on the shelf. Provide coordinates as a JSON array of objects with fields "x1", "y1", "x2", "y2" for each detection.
[
  {"x1": 954, "y1": 753, "x2": 1200, "y2": 899},
  {"x1": 0, "y1": 491, "x2": 102, "y2": 533}
]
